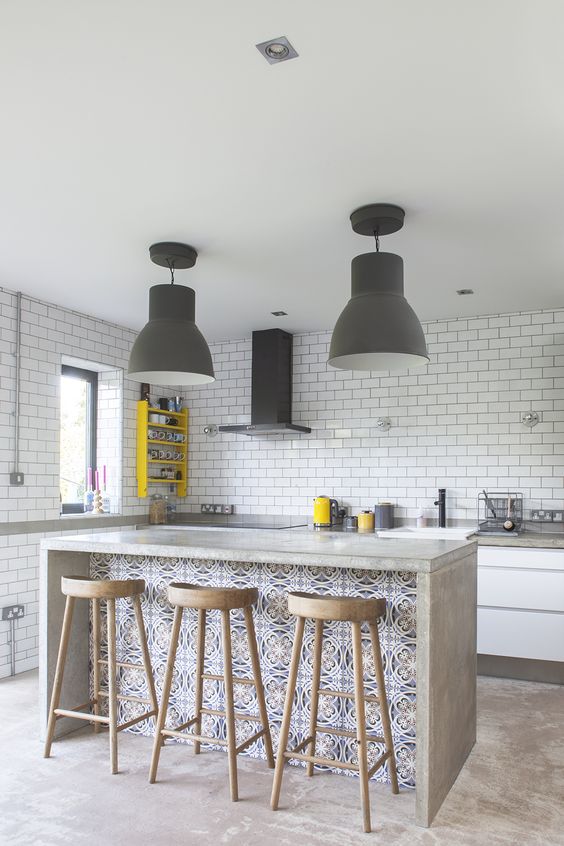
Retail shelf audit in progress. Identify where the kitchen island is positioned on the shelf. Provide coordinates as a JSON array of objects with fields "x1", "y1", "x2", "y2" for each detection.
[{"x1": 40, "y1": 528, "x2": 477, "y2": 827}]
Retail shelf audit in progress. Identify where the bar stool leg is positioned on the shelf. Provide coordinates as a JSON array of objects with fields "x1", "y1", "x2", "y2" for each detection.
[
  {"x1": 306, "y1": 618, "x2": 324, "y2": 776},
  {"x1": 92, "y1": 598, "x2": 101, "y2": 733},
  {"x1": 149, "y1": 605, "x2": 183, "y2": 783},
  {"x1": 221, "y1": 609, "x2": 238, "y2": 801},
  {"x1": 270, "y1": 615, "x2": 305, "y2": 810},
  {"x1": 193, "y1": 608, "x2": 206, "y2": 755},
  {"x1": 352, "y1": 621, "x2": 371, "y2": 833},
  {"x1": 44, "y1": 595, "x2": 76, "y2": 758},
  {"x1": 107, "y1": 598, "x2": 119, "y2": 774},
  {"x1": 243, "y1": 605, "x2": 275, "y2": 768},
  {"x1": 133, "y1": 595, "x2": 158, "y2": 717},
  {"x1": 369, "y1": 622, "x2": 399, "y2": 794}
]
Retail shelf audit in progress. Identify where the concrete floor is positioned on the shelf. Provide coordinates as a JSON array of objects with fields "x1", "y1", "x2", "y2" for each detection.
[{"x1": 1, "y1": 672, "x2": 563, "y2": 845}]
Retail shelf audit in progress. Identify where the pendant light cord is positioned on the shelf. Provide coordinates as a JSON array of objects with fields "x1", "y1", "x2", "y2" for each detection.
[
  {"x1": 373, "y1": 229, "x2": 380, "y2": 252},
  {"x1": 167, "y1": 260, "x2": 175, "y2": 284}
]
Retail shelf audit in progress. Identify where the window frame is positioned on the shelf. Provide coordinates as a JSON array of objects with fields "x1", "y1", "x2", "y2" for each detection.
[{"x1": 60, "y1": 364, "x2": 98, "y2": 515}]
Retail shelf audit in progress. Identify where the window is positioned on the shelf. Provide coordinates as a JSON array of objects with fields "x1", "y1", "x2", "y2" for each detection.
[{"x1": 60, "y1": 365, "x2": 98, "y2": 514}]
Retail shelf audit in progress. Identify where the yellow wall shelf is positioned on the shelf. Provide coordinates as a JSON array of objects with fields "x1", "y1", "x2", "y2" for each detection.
[{"x1": 136, "y1": 401, "x2": 188, "y2": 497}]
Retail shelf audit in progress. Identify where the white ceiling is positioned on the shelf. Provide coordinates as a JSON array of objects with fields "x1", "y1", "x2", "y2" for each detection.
[{"x1": 1, "y1": 1, "x2": 564, "y2": 341}]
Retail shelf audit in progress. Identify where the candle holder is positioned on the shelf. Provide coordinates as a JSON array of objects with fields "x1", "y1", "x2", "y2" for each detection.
[{"x1": 93, "y1": 490, "x2": 104, "y2": 514}]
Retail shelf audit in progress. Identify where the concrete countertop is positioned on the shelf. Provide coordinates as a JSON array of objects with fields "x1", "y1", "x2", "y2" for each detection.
[
  {"x1": 475, "y1": 530, "x2": 564, "y2": 549},
  {"x1": 41, "y1": 527, "x2": 476, "y2": 574}
]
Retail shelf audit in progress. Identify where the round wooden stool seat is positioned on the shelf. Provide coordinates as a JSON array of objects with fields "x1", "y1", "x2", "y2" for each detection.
[
  {"x1": 167, "y1": 582, "x2": 258, "y2": 611},
  {"x1": 288, "y1": 591, "x2": 386, "y2": 623},
  {"x1": 61, "y1": 575, "x2": 146, "y2": 600}
]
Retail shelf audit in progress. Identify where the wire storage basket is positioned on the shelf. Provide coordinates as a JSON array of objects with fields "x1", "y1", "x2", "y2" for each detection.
[{"x1": 478, "y1": 492, "x2": 523, "y2": 535}]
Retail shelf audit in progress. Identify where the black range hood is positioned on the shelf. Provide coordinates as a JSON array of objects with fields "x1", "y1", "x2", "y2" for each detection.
[{"x1": 218, "y1": 329, "x2": 311, "y2": 436}]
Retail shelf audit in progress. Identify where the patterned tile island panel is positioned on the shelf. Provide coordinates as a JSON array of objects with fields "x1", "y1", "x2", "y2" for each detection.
[{"x1": 90, "y1": 553, "x2": 417, "y2": 788}]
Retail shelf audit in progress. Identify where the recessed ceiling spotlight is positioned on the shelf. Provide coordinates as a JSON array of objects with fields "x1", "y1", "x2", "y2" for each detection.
[
  {"x1": 457, "y1": 289, "x2": 474, "y2": 295},
  {"x1": 271, "y1": 310, "x2": 288, "y2": 317},
  {"x1": 256, "y1": 36, "x2": 298, "y2": 64}
]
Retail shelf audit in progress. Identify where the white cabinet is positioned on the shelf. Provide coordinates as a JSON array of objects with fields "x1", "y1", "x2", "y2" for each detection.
[{"x1": 477, "y1": 546, "x2": 564, "y2": 662}]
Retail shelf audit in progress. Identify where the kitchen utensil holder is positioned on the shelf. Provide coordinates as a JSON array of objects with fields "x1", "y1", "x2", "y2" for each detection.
[{"x1": 478, "y1": 492, "x2": 523, "y2": 534}]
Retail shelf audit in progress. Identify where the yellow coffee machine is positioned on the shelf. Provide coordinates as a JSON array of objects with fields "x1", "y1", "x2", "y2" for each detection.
[{"x1": 313, "y1": 496, "x2": 337, "y2": 528}]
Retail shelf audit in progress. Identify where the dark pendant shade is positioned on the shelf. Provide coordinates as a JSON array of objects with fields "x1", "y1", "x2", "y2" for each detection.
[
  {"x1": 328, "y1": 252, "x2": 429, "y2": 373},
  {"x1": 128, "y1": 284, "x2": 215, "y2": 385}
]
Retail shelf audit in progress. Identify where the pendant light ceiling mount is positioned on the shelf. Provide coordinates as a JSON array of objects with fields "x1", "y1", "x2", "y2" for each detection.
[
  {"x1": 328, "y1": 201, "x2": 429, "y2": 374},
  {"x1": 149, "y1": 242, "x2": 198, "y2": 271},
  {"x1": 350, "y1": 203, "x2": 405, "y2": 237},
  {"x1": 128, "y1": 240, "x2": 215, "y2": 387}
]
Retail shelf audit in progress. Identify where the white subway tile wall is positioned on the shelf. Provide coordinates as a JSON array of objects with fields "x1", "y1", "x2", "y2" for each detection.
[{"x1": 183, "y1": 311, "x2": 564, "y2": 518}]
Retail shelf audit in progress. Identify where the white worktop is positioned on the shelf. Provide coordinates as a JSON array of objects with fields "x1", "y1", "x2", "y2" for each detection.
[{"x1": 41, "y1": 527, "x2": 476, "y2": 573}]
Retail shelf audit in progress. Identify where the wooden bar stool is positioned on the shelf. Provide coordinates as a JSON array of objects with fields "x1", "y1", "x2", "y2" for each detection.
[
  {"x1": 44, "y1": 575, "x2": 158, "y2": 774},
  {"x1": 270, "y1": 591, "x2": 399, "y2": 833},
  {"x1": 149, "y1": 583, "x2": 274, "y2": 800}
]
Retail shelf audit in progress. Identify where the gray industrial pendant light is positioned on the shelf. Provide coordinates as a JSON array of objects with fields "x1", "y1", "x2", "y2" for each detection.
[
  {"x1": 128, "y1": 242, "x2": 215, "y2": 386},
  {"x1": 328, "y1": 204, "x2": 429, "y2": 373}
]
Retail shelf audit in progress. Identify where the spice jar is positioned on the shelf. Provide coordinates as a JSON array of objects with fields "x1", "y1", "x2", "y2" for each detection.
[{"x1": 149, "y1": 495, "x2": 167, "y2": 525}]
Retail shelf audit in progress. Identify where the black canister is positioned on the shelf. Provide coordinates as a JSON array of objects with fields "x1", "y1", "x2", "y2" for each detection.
[{"x1": 374, "y1": 503, "x2": 394, "y2": 530}]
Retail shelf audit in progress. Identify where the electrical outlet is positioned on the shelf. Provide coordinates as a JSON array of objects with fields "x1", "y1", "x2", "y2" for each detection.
[
  {"x1": 200, "y1": 503, "x2": 233, "y2": 514},
  {"x1": 531, "y1": 509, "x2": 553, "y2": 522},
  {"x1": 9, "y1": 472, "x2": 24, "y2": 486},
  {"x1": 2, "y1": 604, "x2": 25, "y2": 621}
]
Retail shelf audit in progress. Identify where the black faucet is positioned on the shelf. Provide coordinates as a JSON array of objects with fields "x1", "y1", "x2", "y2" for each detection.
[{"x1": 434, "y1": 488, "x2": 446, "y2": 528}]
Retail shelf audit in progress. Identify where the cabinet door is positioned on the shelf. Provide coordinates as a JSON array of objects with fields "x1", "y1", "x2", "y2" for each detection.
[
  {"x1": 478, "y1": 608, "x2": 564, "y2": 661},
  {"x1": 478, "y1": 568, "x2": 564, "y2": 612},
  {"x1": 478, "y1": 546, "x2": 564, "y2": 571}
]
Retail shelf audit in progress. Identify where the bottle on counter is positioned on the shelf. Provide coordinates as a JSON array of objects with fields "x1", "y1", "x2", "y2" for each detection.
[
  {"x1": 83, "y1": 489, "x2": 94, "y2": 513},
  {"x1": 149, "y1": 495, "x2": 167, "y2": 525}
]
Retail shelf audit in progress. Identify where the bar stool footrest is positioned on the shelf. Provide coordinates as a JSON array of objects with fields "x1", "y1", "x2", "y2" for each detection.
[
  {"x1": 54, "y1": 707, "x2": 109, "y2": 725},
  {"x1": 235, "y1": 728, "x2": 266, "y2": 754},
  {"x1": 318, "y1": 687, "x2": 379, "y2": 704},
  {"x1": 284, "y1": 750, "x2": 359, "y2": 772},
  {"x1": 316, "y1": 725, "x2": 386, "y2": 743},
  {"x1": 289, "y1": 734, "x2": 315, "y2": 755},
  {"x1": 200, "y1": 706, "x2": 262, "y2": 723},
  {"x1": 98, "y1": 691, "x2": 152, "y2": 705},
  {"x1": 161, "y1": 728, "x2": 228, "y2": 746},
  {"x1": 117, "y1": 709, "x2": 157, "y2": 732},
  {"x1": 97, "y1": 658, "x2": 147, "y2": 671},
  {"x1": 368, "y1": 750, "x2": 391, "y2": 778}
]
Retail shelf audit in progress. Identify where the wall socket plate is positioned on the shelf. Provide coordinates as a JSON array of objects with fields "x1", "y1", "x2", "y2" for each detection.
[
  {"x1": 201, "y1": 503, "x2": 234, "y2": 514},
  {"x1": 2, "y1": 604, "x2": 25, "y2": 621},
  {"x1": 531, "y1": 509, "x2": 554, "y2": 522},
  {"x1": 10, "y1": 472, "x2": 24, "y2": 486}
]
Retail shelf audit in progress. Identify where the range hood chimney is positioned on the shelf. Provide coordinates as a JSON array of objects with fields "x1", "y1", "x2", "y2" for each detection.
[{"x1": 218, "y1": 329, "x2": 311, "y2": 435}]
